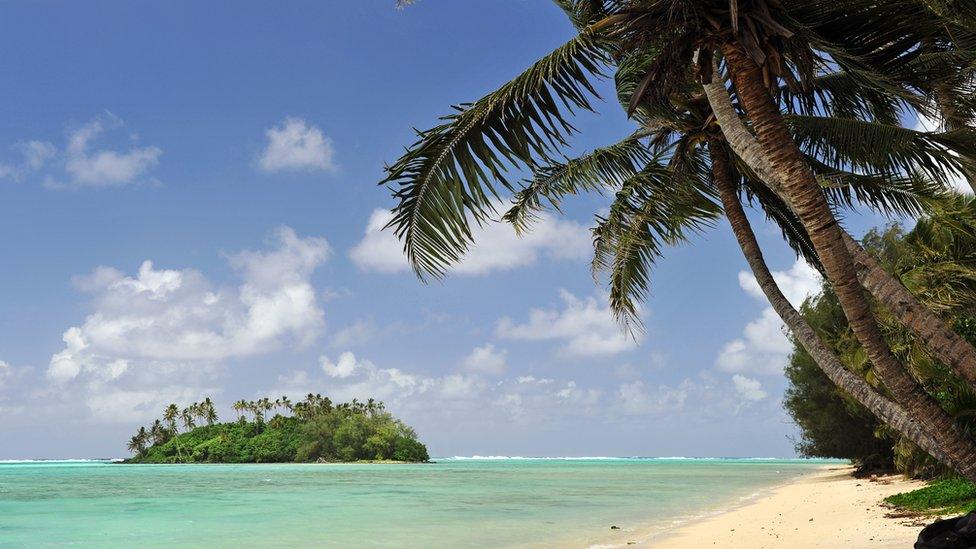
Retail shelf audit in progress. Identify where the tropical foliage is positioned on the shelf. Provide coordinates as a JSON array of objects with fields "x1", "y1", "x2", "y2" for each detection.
[
  {"x1": 886, "y1": 477, "x2": 976, "y2": 515},
  {"x1": 383, "y1": 0, "x2": 976, "y2": 479},
  {"x1": 126, "y1": 394, "x2": 429, "y2": 464},
  {"x1": 786, "y1": 199, "x2": 976, "y2": 477}
]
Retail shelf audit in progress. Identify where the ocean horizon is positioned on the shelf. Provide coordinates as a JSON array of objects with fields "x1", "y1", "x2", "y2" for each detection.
[{"x1": 0, "y1": 457, "x2": 835, "y2": 547}]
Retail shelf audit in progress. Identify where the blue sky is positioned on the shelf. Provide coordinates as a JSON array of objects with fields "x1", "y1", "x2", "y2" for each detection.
[{"x1": 0, "y1": 1, "x2": 896, "y2": 459}]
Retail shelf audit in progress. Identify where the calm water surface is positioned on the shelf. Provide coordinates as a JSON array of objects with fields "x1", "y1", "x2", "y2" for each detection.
[{"x1": 0, "y1": 458, "x2": 831, "y2": 547}]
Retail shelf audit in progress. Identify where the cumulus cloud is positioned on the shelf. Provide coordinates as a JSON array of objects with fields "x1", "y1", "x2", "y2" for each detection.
[
  {"x1": 277, "y1": 351, "x2": 484, "y2": 407},
  {"x1": 63, "y1": 116, "x2": 162, "y2": 188},
  {"x1": 45, "y1": 227, "x2": 330, "y2": 421},
  {"x1": 271, "y1": 352, "x2": 607, "y2": 426},
  {"x1": 321, "y1": 352, "x2": 365, "y2": 379},
  {"x1": 349, "y1": 207, "x2": 590, "y2": 276},
  {"x1": 616, "y1": 380, "x2": 689, "y2": 415},
  {"x1": 716, "y1": 259, "x2": 821, "y2": 375},
  {"x1": 461, "y1": 344, "x2": 507, "y2": 375},
  {"x1": 258, "y1": 117, "x2": 336, "y2": 173},
  {"x1": 732, "y1": 374, "x2": 767, "y2": 402},
  {"x1": 0, "y1": 114, "x2": 159, "y2": 189},
  {"x1": 85, "y1": 386, "x2": 208, "y2": 424},
  {"x1": 496, "y1": 289, "x2": 639, "y2": 357}
]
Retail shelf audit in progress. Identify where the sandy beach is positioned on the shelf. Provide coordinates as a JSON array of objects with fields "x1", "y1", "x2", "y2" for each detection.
[{"x1": 632, "y1": 466, "x2": 931, "y2": 548}]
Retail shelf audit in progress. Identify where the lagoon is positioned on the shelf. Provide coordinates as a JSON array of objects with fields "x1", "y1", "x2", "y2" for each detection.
[{"x1": 0, "y1": 458, "x2": 830, "y2": 547}]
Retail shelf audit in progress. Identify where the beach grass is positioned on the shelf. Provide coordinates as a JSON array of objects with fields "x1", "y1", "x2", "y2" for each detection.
[{"x1": 885, "y1": 478, "x2": 976, "y2": 515}]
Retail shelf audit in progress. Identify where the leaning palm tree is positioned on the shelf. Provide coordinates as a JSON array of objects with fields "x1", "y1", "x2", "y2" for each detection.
[
  {"x1": 381, "y1": 0, "x2": 976, "y2": 476},
  {"x1": 707, "y1": 141, "x2": 959, "y2": 475},
  {"x1": 700, "y1": 60, "x2": 976, "y2": 394},
  {"x1": 382, "y1": 0, "x2": 976, "y2": 428}
]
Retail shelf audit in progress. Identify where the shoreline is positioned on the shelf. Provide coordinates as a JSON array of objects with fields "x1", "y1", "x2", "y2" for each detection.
[{"x1": 605, "y1": 465, "x2": 930, "y2": 548}]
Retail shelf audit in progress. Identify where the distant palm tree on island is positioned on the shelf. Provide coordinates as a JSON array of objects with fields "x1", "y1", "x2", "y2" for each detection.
[
  {"x1": 384, "y1": 1, "x2": 976, "y2": 481},
  {"x1": 125, "y1": 395, "x2": 429, "y2": 464}
]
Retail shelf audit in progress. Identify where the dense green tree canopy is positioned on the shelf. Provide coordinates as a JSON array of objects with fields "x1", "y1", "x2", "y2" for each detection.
[{"x1": 126, "y1": 395, "x2": 429, "y2": 464}]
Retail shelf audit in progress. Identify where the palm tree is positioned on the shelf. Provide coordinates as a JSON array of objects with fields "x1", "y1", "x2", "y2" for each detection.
[
  {"x1": 381, "y1": 0, "x2": 976, "y2": 472},
  {"x1": 163, "y1": 404, "x2": 180, "y2": 434},
  {"x1": 201, "y1": 397, "x2": 218, "y2": 426},
  {"x1": 279, "y1": 395, "x2": 292, "y2": 414},
  {"x1": 708, "y1": 140, "x2": 972, "y2": 479},
  {"x1": 149, "y1": 420, "x2": 168, "y2": 447},
  {"x1": 700, "y1": 56, "x2": 976, "y2": 394},
  {"x1": 127, "y1": 427, "x2": 149, "y2": 457},
  {"x1": 180, "y1": 406, "x2": 196, "y2": 431},
  {"x1": 694, "y1": 9, "x2": 976, "y2": 469},
  {"x1": 233, "y1": 399, "x2": 248, "y2": 422}
]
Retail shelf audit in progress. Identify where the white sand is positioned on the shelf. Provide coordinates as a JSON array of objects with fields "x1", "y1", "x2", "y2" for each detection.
[{"x1": 602, "y1": 466, "x2": 933, "y2": 548}]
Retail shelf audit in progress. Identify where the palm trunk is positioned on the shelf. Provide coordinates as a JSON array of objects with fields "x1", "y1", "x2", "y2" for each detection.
[
  {"x1": 703, "y1": 62, "x2": 976, "y2": 391},
  {"x1": 709, "y1": 140, "x2": 965, "y2": 476},
  {"x1": 722, "y1": 42, "x2": 976, "y2": 475}
]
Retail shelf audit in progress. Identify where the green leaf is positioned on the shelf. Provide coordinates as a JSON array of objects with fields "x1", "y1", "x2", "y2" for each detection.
[{"x1": 382, "y1": 28, "x2": 611, "y2": 279}]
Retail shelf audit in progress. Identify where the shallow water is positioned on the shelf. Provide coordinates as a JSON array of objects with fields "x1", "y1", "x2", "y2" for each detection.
[{"x1": 0, "y1": 458, "x2": 831, "y2": 547}]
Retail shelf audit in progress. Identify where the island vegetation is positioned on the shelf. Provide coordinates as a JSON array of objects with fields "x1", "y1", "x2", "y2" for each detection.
[
  {"x1": 125, "y1": 394, "x2": 429, "y2": 464},
  {"x1": 783, "y1": 200, "x2": 976, "y2": 511}
]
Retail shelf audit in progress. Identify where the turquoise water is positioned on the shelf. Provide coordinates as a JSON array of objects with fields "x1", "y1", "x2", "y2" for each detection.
[{"x1": 0, "y1": 458, "x2": 830, "y2": 547}]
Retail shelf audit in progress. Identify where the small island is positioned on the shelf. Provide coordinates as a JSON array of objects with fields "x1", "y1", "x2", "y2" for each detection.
[{"x1": 125, "y1": 394, "x2": 429, "y2": 464}]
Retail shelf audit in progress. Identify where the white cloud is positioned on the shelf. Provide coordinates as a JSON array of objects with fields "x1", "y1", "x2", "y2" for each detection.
[
  {"x1": 716, "y1": 259, "x2": 821, "y2": 375},
  {"x1": 732, "y1": 374, "x2": 767, "y2": 402},
  {"x1": 330, "y1": 320, "x2": 376, "y2": 348},
  {"x1": 516, "y1": 375, "x2": 554, "y2": 385},
  {"x1": 0, "y1": 114, "x2": 161, "y2": 189},
  {"x1": 321, "y1": 352, "x2": 365, "y2": 379},
  {"x1": 914, "y1": 112, "x2": 972, "y2": 194},
  {"x1": 461, "y1": 344, "x2": 507, "y2": 375},
  {"x1": 496, "y1": 289, "x2": 639, "y2": 357},
  {"x1": 616, "y1": 380, "x2": 689, "y2": 415},
  {"x1": 258, "y1": 117, "x2": 336, "y2": 173},
  {"x1": 46, "y1": 227, "x2": 329, "y2": 388},
  {"x1": 270, "y1": 353, "x2": 609, "y2": 426},
  {"x1": 737, "y1": 260, "x2": 822, "y2": 309},
  {"x1": 62, "y1": 115, "x2": 162, "y2": 188},
  {"x1": 19, "y1": 140, "x2": 56, "y2": 169},
  {"x1": 349, "y1": 207, "x2": 591, "y2": 276},
  {"x1": 85, "y1": 386, "x2": 206, "y2": 424},
  {"x1": 0, "y1": 360, "x2": 10, "y2": 389}
]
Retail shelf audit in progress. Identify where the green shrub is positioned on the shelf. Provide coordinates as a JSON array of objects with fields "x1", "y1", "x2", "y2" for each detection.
[{"x1": 886, "y1": 478, "x2": 976, "y2": 515}]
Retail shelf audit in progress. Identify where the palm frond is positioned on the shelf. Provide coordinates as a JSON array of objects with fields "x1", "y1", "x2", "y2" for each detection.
[
  {"x1": 786, "y1": 115, "x2": 976, "y2": 193},
  {"x1": 592, "y1": 145, "x2": 720, "y2": 328},
  {"x1": 776, "y1": 71, "x2": 903, "y2": 124},
  {"x1": 382, "y1": 28, "x2": 611, "y2": 279},
  {"x1": 553, "y1": 0, "x2": 610, "y2": 30},
  {"x1": 503, "y1": 131, "x2": 653, "y2": 233},
  {"x1": 805, "y1": 155, "x2": 949, "y2": 219}
]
